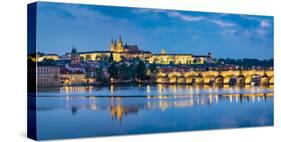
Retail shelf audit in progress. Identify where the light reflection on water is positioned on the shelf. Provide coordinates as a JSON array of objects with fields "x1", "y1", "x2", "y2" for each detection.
[
  {"x1": 34, "y1": 85, "x2": 274, "y2": 140},
  {"x1": 37, "y1": 84, "x2": 273, "y2": 97}
]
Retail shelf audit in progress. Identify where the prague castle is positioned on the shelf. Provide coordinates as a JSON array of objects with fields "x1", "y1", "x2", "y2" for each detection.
[
  {"x1": 79, "y1": 36, "x2": 213, "y2": 65},
  {"x1": 39, "y1": 36, "x2": 214, "y2": 65},
  {"x1": 79, "y1": 36, "x2": 152, "y2": 62}
]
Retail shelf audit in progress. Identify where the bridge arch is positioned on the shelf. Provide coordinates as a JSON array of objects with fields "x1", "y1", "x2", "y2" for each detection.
[
  {"x1": 252, "y1": 74, "x2": 261, "y2": 85},
  {"x1": 185, "y1": 75, "x2": 204, "y2": 85},
  {"x1": 177, "y1": 76, "x2": 186, "y2": 84},
  {"x1": 245, "y1": 74, "x2": 261, "y2": 85},
  {"x1": 215, "y1": 75, "x2": 224, "y2": 85},
  {"x1": 237, "y1": 75, "x2": 245, "y2": 85},
  {"x1": 269, "y1": 76, "x2": 274, "y2": 84},
  {"x1": 260, "y1": 73, "x2": 270, "y2": 85},
  {"x1": 156, "y1": 74, "x2": 169, "y2": 84},
  {"x1": 229, "y1": 76, "x2": 238, "y2": 86},
  {"x1": 195, "y1": 74, "x2": 204, "y2": 85},
  {"x1": 155, "y1": 70, "x2": 273, "y2": 85},
  {"x1": 204, "y1": 75, "x2": 216, "y2": 85},
  {"x1": 223, "y1": 75, "x2": 238, "y2": 85},
  {"x1": 186, "y1": 75, "x2": 196, "y2": 84},
  {"x1": 168, "y1": 72, "x2": 181, "y2": 84},
  {"x1": 169, "y1": 75, "x2": 178, "y2": 84},
  {"x1": 261, "y1": 76, "x2": 269, "y2": 85}
]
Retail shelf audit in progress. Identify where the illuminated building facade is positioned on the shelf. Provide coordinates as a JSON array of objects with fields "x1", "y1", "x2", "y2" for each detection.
[
  {"x1": 60, "y1": 73, "x2": 88, "y2": 85},
  {"x1": 79, "y1": 36, "x2": 152, "y2": 62},
  {"x1": 36, "y1": 53, "x2": 60, "y2": 62},
  {"x1": 37, "y1": 64, "x2": 61, "y2": 87},
  {"x1": 78, "y1": 36, "x2": 213, "y2": 64}
]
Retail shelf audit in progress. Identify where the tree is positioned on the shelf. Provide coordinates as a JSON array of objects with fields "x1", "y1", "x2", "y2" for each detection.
[
  {"x1": 216, "y1": 58, "x2": 273, "y2": 68},
  {"x1": 149, "y1": 63, "x2": 158, "y2": 74},
  {"x1": 136, "y1": 60, "x2": 147, "y2": 80},
  {"x1": 101, "y1": 54, "x2": 109, "y2": 62},
  {"x1": 42, "y1": 58, "x2": 56, "y2": 65},
  {"x1": 108, "y1": 53, "x2": 114, "y2": 63},
  {"x1": 80, "y1": 56, "x2": 85, "y2": 63},
  {"x1": 95, "y1": 67, "x2": 106, "y2": 83},
  {"x1": 107, "y1": 63, "x2": 118, "y2": 79},
  {"x1": 120, "y1": 55, "x2": 127, "y2": 62},
  {"x1": 119, "y1": 64, "x2": 131, "y2": 80}
]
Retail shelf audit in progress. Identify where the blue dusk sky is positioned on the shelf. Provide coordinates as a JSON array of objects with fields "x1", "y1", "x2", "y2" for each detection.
[{"x1": 36, "y1": 2, "x2": 273, "y2": 59}]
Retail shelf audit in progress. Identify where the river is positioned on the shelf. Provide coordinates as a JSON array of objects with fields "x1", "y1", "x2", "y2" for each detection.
[{"x1": 32, "y1": 84, "x2": 274, "y2": 140}]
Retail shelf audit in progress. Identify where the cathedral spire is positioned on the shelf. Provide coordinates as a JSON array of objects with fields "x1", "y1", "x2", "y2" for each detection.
[
  {"x1": 110, "y1": 39, "x2": 115, "y2": 51},
  {"x1": 71, "y1": 46, "x2": 77, "y2": 54},
  {"x1": 119, "y1": 35, "x2": 122, "y2": 43},
  {"x1": 208, "y1": 51, "x2": 212, "y2": 56}
]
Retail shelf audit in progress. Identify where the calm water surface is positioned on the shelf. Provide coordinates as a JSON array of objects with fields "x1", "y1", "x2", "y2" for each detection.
[{"x1": 33, "y1": 85, "x2": 274, "y2": 140}]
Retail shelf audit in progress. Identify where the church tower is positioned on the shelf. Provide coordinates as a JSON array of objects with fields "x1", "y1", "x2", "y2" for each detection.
[
  {"x1": 70, "y1": 47, "x2": 80, "y2": 65},
  {"x1": 116, "y1": 36, "x2": 124, "y2": 52},
  {"x1": 110, "y1": 36, "x2": 125, "y2": 52},
  {"x1": 110, "y1": 39, "x2": 115, "y2": 52}
]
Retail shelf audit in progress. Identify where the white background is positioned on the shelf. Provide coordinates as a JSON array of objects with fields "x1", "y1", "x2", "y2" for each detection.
[{"x1": 0, "y1": 0, "x2": 280, "y2": 141}]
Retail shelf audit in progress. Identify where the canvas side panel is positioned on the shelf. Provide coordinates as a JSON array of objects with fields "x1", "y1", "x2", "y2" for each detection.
[{"x1": 27, "y1": 2, "x2": 37, "y2": 140}]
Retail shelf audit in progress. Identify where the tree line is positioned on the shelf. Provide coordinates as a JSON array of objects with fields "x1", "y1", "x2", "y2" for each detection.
[
  {"x1": 95, "y1": 59, "x2": 157, "y2": 83},
  {"x1": 216, "y1": 58, "x2": 273, "y2": 68}
]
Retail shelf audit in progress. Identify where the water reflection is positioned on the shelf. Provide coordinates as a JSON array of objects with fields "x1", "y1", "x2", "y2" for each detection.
[
  {"x1": 37, "y1": 84, "x2": 273, "y2": 97},
  {"x1": 110, "y1": 103, "x2": 139, "y2": 122},
  {"x1": 34, "y1": 85, "x2": 273, "y2": 139},
  {"x1": 36, "y1": 92, "x2": 273, "y2": 122}
]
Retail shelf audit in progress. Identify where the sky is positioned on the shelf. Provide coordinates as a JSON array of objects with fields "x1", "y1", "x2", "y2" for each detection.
[{"x1": 36, "y1": 2, "x2": 274, "y2": 59}]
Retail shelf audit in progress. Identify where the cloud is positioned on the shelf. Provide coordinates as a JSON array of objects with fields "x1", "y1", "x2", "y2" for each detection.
[
  {"x1": 166, "y1": 11, "x2": 237, "y2": 28},
  {"x1": 61, "y1": 5, "x2": 111, "y2": 22},
  {"x1": 219, "y1": 15, "x2": 273, "y2": 39},
  {"x1": 256, "y1": 29, "x2": 267, "y2": 36},
  {"x1": 133, "y1": 8, "x2": 239, "y2": 29},
  {"x1": 240, "y1": 15, "x2": 260, "y2": 21},
  {"x1": 133, "y1": 10, "x2": 205, "y2": 22},
  {"x1": 222, "y1": 29, "x2": 238, "y2": 35},
  {"x1": 40, "y1": 3, "x2": 112, "y2": 22},
  {"x1": 260, "y1": 20, "x2": 270, "y2": 28},
  {"x1": 254, "y1": 20, "x2": 271, "y2": 37},
  {"x1": 167, "y1": 11, "x2": 205, "y2": 22},
  {"x1": 209, "y1": 20, "x2": 237, "y2": 27},
  {"x1": 132, "y1": 8, "x2": 166, "y2": 14}
]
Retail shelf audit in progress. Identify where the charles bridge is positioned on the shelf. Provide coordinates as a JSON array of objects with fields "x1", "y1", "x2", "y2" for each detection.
[{"x1": 156, "y1": 69, "x2": 274, "y2": 85}]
